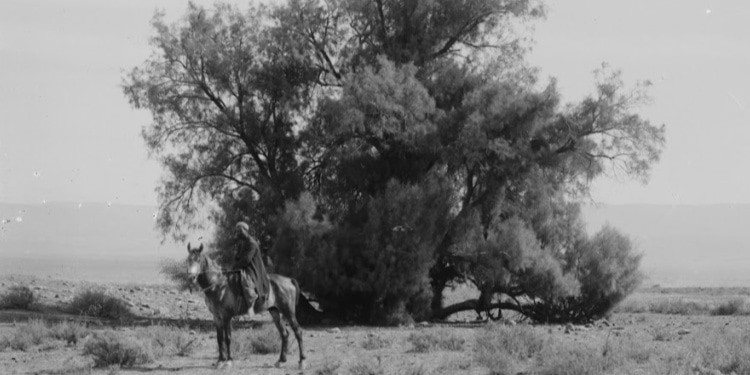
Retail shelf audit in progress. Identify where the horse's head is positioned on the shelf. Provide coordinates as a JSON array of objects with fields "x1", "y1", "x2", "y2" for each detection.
[{"x1": 186, "y1": 242, "x2": 204, "y2": 284}]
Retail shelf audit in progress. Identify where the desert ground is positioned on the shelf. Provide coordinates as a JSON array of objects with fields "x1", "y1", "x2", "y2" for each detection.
[{"x1": 2, "y1": 274, "x2": 750, "y2": 375}]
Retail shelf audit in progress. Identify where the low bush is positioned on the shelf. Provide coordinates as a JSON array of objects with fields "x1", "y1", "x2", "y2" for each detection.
[
  {"x1": 0, "y1": 320, "x2": 90, "y2": 352},
  {"x1": 0, "y1": 285, "x2": 36, "y2": 310},
  {"x1": 135, "y1": 325, "x2": 198, "y2": 357},
  {"x1": 50, "y1": 320, "x2": 91, "y2": 346},
  {"x1": 1, "y1": 320, "x2": 50, "y2": 351},
  {"x1": 232, "y1": 324, "x2": 282, "y2": 357},
  {"x1": 407, "y1": 330, "x2": 464, "y2": 353},
  {"x1": 711, "y1": 298, "x2": 748, "y2": 316},
  {"x1": 68, "y1": 288, "x2": 131, "y2": 320},
  {"x1": 82, "y1": 331, "x2": 154, "y2": 368}
]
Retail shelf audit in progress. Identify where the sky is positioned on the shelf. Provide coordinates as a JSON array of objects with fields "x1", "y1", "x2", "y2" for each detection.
[{"x1": 0, "y1": 0, "x2": 748, "y2": 206}]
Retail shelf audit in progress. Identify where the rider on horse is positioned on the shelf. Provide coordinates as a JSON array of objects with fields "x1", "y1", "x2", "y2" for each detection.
[{"x1": 234, "y1": 222, "x2": 270, "y2": 316}]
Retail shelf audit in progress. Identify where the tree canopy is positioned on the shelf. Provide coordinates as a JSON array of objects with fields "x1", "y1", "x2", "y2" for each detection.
[{"x1": 124, "y1": 0, "x2": 665, "y2": 324}]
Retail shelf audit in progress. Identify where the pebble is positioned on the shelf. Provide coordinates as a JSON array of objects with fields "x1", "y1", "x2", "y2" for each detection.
[{"x1": 327, "y1": 328, "x2": 341, "y2": 334}]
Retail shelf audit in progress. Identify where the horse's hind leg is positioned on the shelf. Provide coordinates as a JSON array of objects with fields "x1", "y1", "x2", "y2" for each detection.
[
  {"x1": 270, "y1": 309, "x2": 289, "y2": 367},
  {"x1": 283, "y1": 307, "x2": 305, "y2": 370}
]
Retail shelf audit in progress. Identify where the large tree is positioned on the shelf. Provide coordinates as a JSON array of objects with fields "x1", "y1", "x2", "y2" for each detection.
[{"x1": 124, "y1": 0, "x2": 665, "y2": 324}]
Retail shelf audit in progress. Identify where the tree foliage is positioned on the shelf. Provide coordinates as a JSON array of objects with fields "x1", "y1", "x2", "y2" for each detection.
[{"x1": 124, "y1": 0, "x2": 665, "y2": 324}]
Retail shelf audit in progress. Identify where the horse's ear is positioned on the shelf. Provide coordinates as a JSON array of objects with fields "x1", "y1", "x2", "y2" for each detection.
[
  {"x1": 187, "y1": 242, "x2": 191, "y2": 253},
  {"x1": 198, "y1": 243, "x2": 204, "y2": 253}
]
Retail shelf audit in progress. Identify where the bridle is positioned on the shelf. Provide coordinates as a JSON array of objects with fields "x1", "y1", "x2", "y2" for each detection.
[{"x1": 188, "y1": 253, "x2": 242, "y2": 293}]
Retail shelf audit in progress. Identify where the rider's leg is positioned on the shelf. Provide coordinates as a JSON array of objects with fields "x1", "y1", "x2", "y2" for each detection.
[{"x1": 240, "y1": 271, "x2": 258, "y2": 317}]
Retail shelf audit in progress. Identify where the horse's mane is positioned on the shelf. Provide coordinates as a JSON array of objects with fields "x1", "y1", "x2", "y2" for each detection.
[{"x1": 199, "y1": 251, "x2": 243, "y2": 287}]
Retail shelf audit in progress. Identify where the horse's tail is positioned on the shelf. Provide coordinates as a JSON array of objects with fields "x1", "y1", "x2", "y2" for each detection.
[{"x1": 293, "y1": 279, "x2": 325, "y2": 325}]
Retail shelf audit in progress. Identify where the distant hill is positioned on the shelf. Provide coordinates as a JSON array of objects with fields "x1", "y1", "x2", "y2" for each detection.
[
  {"x1": 2, "y1": 202, "x2": 750, "y2": 287},
  {"x1": 583, "y1": 204, "x2": 750, "y2": 287},
  {"x1": 0, "y1": 202, "x2": 187, "y2": 283}
]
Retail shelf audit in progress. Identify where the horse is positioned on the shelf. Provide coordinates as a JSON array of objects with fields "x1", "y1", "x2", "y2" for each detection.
[{"x1": 186, "y1": 242, "x2": 306, "y2": 370}]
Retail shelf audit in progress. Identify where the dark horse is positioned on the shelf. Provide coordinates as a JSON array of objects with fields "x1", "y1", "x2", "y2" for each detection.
[{"x1": 186, "y1": 242, "x2": 306, "y2": 370}]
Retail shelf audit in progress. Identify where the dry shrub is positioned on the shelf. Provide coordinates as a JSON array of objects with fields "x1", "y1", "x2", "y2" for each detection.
[
  {"x1": 0, "y1": 320, "x2": 91, "y2": 352},
  {"x1": 1, "y1": 285, "x2": 36, "y2": 310},
  {"x1": 69, "y1": 288, "x2": 131, "y2": 320},
  {"x1": 82, "y1": 331, "x2": 154, "y2": 368},
  {"x1": 1, "y1": 320, "x2": 50, "y2": 351},
  {"x1": 711, "y1": 298, "x2": 748, "y2": 316},
  {"x1": 407, "y1": 329, "x2": 464, "y2": 353},
  {"x1": 134, "y1": 325, "x2": 198, "y2": 357},
  {"x1": 232, "y1": 324, "x2": 282, "y2": 357},
  {"x1": 50, "y1": 320, "x2": 91, "y2": 346}
]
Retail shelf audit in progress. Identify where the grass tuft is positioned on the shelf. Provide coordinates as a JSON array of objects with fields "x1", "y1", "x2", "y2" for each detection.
[
  {"x1": 314, "y1": 357, "x2": 341, "y2": 375},
  {"x1": 362, "y1": 334, "x2": 392, "y2": 350},
  {"x1": 534, "y1": 345, "x2": 611, "y2": 375},
  {"x1": 349, "y1": 358, "x2": 385, "y2": 375},
  {"x1": 474, "y1": 324, "x2": 546, "y2": 375},
  {"x1": 407, "y1": 329, "x2": 464, "y2": 353}
]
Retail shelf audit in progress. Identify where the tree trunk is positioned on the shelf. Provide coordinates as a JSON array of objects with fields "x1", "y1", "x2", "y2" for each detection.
[
  {"x1": 430, "y1": 279, "x2": 447, "y2": 313},
  {"x1": 432, "y1": 299, "x2": 521, "y2": 321}
]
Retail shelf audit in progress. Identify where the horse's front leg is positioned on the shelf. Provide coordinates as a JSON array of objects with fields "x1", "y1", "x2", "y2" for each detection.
[
  {"x1": 215, "y1": 324, "x2": 226, "y2": 365},
  {"x1": 223, "y1": 319, "x2": 233, "y2": 369}
]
